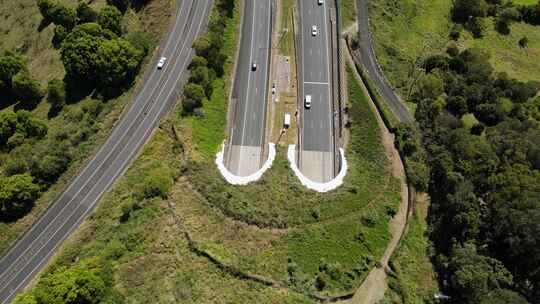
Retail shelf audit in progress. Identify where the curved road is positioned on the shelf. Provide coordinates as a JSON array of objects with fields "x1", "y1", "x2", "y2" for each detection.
[
  {"x1": 0, "y1": 1, "x2": 212, "y2": 302},
  {"x1": 356, "y1": 0, "x2": 413, "y2": 123}
]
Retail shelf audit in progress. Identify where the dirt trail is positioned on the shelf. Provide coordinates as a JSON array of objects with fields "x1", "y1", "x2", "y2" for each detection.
[{"x1": 338, "y1": 31, "x2": 410, "y2": 304}]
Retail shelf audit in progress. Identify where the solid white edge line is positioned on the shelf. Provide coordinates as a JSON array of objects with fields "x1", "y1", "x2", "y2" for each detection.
[
  {"x1": 287, "y1": 144, "x2": 347, "y2": 192},
  {"x1": 216, "y1": 143, "x2": 276, "y2": 185}
]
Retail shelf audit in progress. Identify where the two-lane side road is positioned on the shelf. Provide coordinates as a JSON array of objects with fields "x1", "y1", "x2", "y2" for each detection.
[
  {"x1": 356, "y1": 0, "x2": 413, "y2": 123},
  {"x1": 226, "y1": 0, "x2": 272, "y2": 176},
  {"x1": 0, "y1": 1, "x2": 212, "y2": 302}
]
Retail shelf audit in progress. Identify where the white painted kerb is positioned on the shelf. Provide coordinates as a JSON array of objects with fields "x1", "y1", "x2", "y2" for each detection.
[
  {"x1": 288, "y1": 144, "x2": 348, "y2": 192},
  {"x1": 216, "y1": 142, "x2": 276, "y2": 185}
]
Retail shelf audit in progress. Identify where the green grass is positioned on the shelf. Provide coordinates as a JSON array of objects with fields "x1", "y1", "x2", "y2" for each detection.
[
  {"x1": 512, "y1": 0, "x2": 538, "y2": 5},
  {"x1": 368, "y1": 0, "x2": 452, "y2": 98},
  {"x1": 383, "y1": 196, "x2": 439, "y2": 303},
  {"x1": 0, "y1": 0, "x2": 173, "y2": 254},
  {"x1": 175, "y1": 62, "x2": 401, "y2": 297},
  {"x1": 279, "y1": 0, "x2": 294, "y2": 54},
  {"x1": 340, "y1": 0, "x2": 357, "y2": 29},
  {"x1": 11, "y1": 0, "x2": 402, "y2": 300},
  {"x1": 458, "y1": 18, "x2": 540, "y2": 82},
  {"x1": 17, "y1": 2, "x2": 316, "y2": 302}
]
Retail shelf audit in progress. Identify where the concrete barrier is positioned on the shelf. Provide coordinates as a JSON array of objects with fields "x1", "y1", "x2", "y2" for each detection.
[
  {"x1": 287, "y1": 144, "x2": 347, "y2": 192},
  {"x1": 216, "y1": 142, "x2": 276, "y2": 185}
]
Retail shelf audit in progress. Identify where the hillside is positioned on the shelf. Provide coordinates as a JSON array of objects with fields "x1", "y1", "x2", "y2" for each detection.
[{"x1": 0, "y1": 0, "x2": 172, "y2": 253}]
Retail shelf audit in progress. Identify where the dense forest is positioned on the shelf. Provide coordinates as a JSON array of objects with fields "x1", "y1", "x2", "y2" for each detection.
[{"x1": 399, "y1": 0, "x2": 540, "y2": 303}]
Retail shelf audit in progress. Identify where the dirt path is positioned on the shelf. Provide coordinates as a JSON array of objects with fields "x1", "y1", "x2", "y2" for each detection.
[{"x1": 338, "y1": 33, "x2": 410, "y2": 304}]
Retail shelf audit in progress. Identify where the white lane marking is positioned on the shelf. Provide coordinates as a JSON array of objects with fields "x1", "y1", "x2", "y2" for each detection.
[
  {"x1": 300, "y1": 0, "x2": 305, "y2": 155},
  {"x1": 0, "y1": 1, "x2": 211, "y2": 300},
  {"x1": 322, "y1": 3, "x2": 333, "y2": 152},
  {"x1": 0, "y1": 0, "x2": 194, "y2": 285},
  {"x1": 304, "y1": 81, "x2": 329, "y2": 85},
  {"x1": 239, "y1": 1, "x2": 257, "y2": 147},
  {"x1": 258, "y1": 0, "x2": 271, "y2": 149}
]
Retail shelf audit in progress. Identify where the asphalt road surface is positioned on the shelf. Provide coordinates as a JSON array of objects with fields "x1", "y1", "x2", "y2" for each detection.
[
  {"x1": 227, "y1": 0, "x2": 272, "y2": 176},
  {"x1": 356, "y1": 0, "x2": 413, "y2": 123},
  {"x1": 297, "y1": 0, "x2": 335, "y2": 182},
  {"x1": 0, "y1": 1, "x2": 212, "y2": 302}
]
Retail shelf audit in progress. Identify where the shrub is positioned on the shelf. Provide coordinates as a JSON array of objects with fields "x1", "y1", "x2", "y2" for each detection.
[{"x1": 0, "y1": 174, "x2": 40, "y2": 215}]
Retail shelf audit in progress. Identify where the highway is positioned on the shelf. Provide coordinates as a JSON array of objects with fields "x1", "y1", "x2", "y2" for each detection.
[
  {"x1": 0, "y1": 1, "x2": 212, "y2": 302},
  {"x1": 356, "y1": 0, "x2": 413, "y2": 123},
  {"x1": 226, "y1": 0, "x2": 272, "y2": 176},
  {"x1": 297, "y1": 0, "x2": 335, "y2": 183}
]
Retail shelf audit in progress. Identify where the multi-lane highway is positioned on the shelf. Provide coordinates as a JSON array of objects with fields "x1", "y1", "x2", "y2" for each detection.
[
  {"x1": 357, "y1": 0, "x2": 413, "y2": 123},
  {"x1": 0, "y1": 1, "x2": 212, "y2": 302},
  {"x1": 226, "y1": 0, "x2": 272, "y2": 176},
  {"x1": 297, "y1": 0, "x2": 335, "y2": 183}
]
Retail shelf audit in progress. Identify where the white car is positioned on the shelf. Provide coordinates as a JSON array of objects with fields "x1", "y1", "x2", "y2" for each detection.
[
  {"x1": 252, "y1": 62, "x2": 257, "y2": 71},
  {"x1": 157, "y1": 57, "x2": 166, "y2": 69},
  {"x1": 318, "y1": 0, "x2": 324, "y2": 5},
  {"x1": 311, "y1": 25, "x2": 318, "y2": 36},
  {"x1": 304, "y1": 95, "x2": 312, "y2": 109}
]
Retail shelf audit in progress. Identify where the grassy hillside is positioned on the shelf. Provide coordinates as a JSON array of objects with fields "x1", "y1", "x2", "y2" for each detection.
[
  {"x1": 369, "y1": 0, "x2": 540, "y2": 101},
  {"x1": 458, "y1": 18, "x2": 540, "y2": 82},
  {"x1": 12, "y1": 1, "x2": 404, "y2": 301},
  {"x1": 368, "y1": 0, "x2": 452, "y2": 98},
  {"x1": 0, "y1": 0, "x2": 172, "y2": 252},
  {"x1": 383, "y1": 196, "x2": 439, "y2": 303}
]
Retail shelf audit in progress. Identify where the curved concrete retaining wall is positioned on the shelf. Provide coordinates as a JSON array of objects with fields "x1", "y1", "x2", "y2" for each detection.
[
  {"x1": 287, "y1": 144, "x2": 348, "y2": 192},
  {"x1": 216, "y1": 143, "x2": 276, "y2": 185}
]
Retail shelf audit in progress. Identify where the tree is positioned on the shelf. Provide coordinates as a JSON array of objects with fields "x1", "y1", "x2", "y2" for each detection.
[
  {"x1": 413, "y1": 74, "x2": 444, "y2": 102},
  {"x1": 496, "y1": 7, "x2": 521, "y2": 35},
  {"x1": 95, "y1": 38, "x2": 143, "y2": 87},
  {"x1": 192, "y1": 36, "x2": 211, "y2": 57},
  {"x1": 0, "y1": 51, "x2": 25, "y2": 90},
  {"x1": 61, "y1": 31, "x2": 103, "y2": 83},
  {"x1": 480, "y1": 289, "x2": 530, "y2": 304},
  {"x1": 452, "y1": 0, "x2": 489, "y2": 23},
  {"x1": 125, "y1": 31, "x2": 152, "y2": 55},
  {"x1": 12, "y1": 293, "x2": 37, "y2": 304},
  {"x1": 107, "y1": 0, "x2": 130, "y2": 12},
  {"x1": 189, "y1": 66, "x2": 214, "y2": 97},
  {"x1": 47, "y1": 79, "x2": 65, "y2": 110},
  {"x1": 0, "y1": 111, "x2": 47, "y2": 149},
  {"x1": 31, "y1": 140, "x2": 71, "y2": 184},
  {"x1": 14, "y1": 110, "x2": 48, "y2": 139},
  {"x1": 0, "y1": 174, "x2": 40, "y2": 215},
  {"x1": 98, "y1": 5, "x2": 123, "y2": 35},
  {"x1": 448, "y1": 243, "x2": 514, "y2": 302},
  {"x1": 189, "y1": 56, "x2": 208, "y2": 69},
  {"x1": 12, "y1": 71, "x2": 43, "y2": 105},
  {"x1": 36, "y1": 0, "x2": 55, "y2": 20},
  {"x1": 33, "y1": 266, "x2": 106, "y2": 304},
  {"x1": 519, "y1": 36, "x2": 529, "y2": 48},
  {"x1": 76, "y1": 2, "x2": 98, "y2": 23},
  {"x1": 487, "y1": 165, "x2": 540, "y2": 300},
  {"x1": 182, "y1": 83, "x2": 205, "y2": 113},
  {"x1": 447, "y1": 95, "x2": 468, "y2": 116},
  {"x1": 48, "y1": 4, "x2": 77, "y2": 30}
]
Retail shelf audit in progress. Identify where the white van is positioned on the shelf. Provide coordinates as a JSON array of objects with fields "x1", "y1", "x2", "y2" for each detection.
[
  {"x1": 284, "y1": 113, "x2": 291, "y2": 129},
  {"x1": 304, "y1": 95, "x2": 312, "y2": 109}
]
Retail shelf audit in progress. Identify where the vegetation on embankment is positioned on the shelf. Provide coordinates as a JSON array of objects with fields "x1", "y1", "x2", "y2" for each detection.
[
  {"x1": 172, "y1": 59, "x2": 400, "y2": 298},
  {"x1": 12, "y1": 1, "x2": 404, "y2": 300},
  {"x1": 382, "y1": 195, "x2": 439, "y2": 303},
  {"x1": 0, "y1": 0, "x2": 171, "y2": 254},
  {"x1": 368, "y1": 1, "x2": 540, "y2": 303}
]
